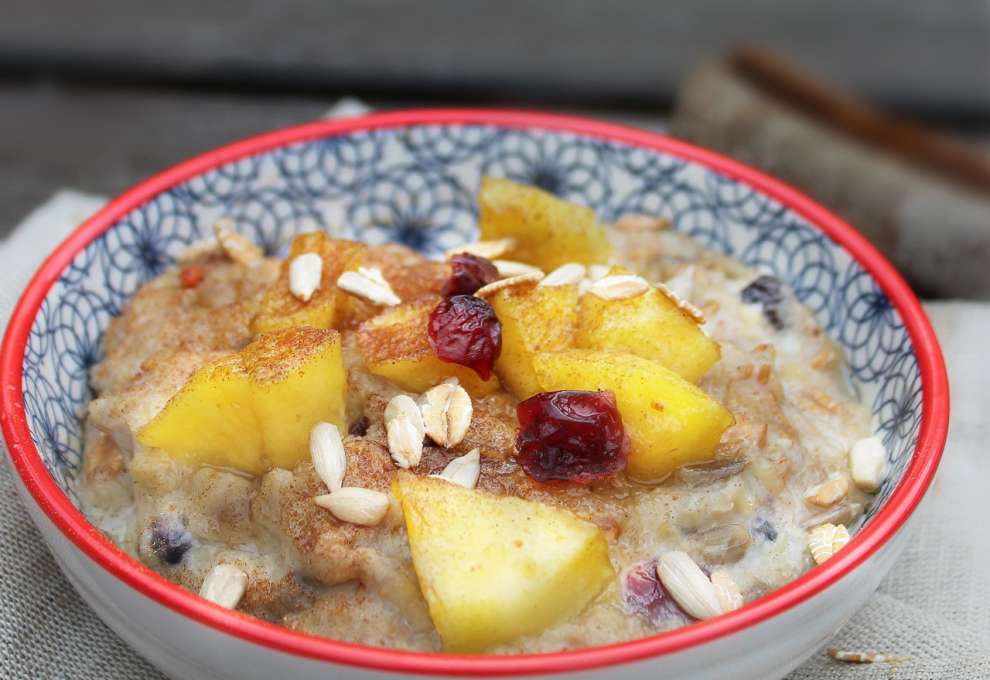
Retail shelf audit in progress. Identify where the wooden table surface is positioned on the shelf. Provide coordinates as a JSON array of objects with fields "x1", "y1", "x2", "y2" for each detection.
[
  {"x1": 0, "y1": 81, "x2": 335, "y2": 234},
  {"x1": 0, "y1": 80, "x2": 678, "y2": 237}
]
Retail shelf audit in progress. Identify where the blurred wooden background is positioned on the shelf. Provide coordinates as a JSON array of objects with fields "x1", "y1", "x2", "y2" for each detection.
[{"x1": 2, "y1": 0, "x2": 988, "y2": 239}]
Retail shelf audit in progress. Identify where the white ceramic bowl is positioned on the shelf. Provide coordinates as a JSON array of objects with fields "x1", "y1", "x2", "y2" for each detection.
[{"x1": 0, "y1": 110, "x2": 949, "y2": 679}]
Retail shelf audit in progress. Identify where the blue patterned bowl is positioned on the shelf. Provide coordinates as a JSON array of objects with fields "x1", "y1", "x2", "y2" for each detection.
[{"x1": 0, "y1": 110, "x2": 948, "y2": 679}]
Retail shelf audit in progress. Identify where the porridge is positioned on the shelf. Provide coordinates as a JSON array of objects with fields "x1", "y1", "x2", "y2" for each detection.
[{"x1": 79, "y1": 177, "x2": 886, "y2": 653}]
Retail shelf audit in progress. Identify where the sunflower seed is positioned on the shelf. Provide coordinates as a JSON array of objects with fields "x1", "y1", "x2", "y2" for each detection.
[
  {"x1": 385, "y1": 394, "x2": 425, "y2": 468},
  {"x1": 434, "y1": 448, "x2": 481, "y2": 489},
  {"x1": 849, "y1": 436, "x2": 887, "y2": 492},
  {"x1": 473, "y1": 272, "x2": 543, "y2": 298},
  {"x1": 804, "y1": 474, "x2": 851, "y2": 508},
  {"x1": 588, "y1": 264, "x2": 611, "y2": 281},
  {"x1": 314, "y1": 487, "x2": 390, "y2": 526},
  {"x1": 356, "y1": 266, "x2": 390, "y2": 288},
  {"x1": 199, "y1": 564, "x2": 248, "y2": 609},
  {"x1": 695, "y1": 523, "x2": 751, "y2": 564},
  {"x1": 310, "y1": 422, "x2": 345, "y2": 492},
  {"x1": 663, "y1": 265, "x2": 695, "y2": 301},
  {"x1": 445, "y1": 385, "x2": 472, "y2": 447},
  {"x1": 657, "y1": 551, "x2": 724, "y2": 620},
  {"x1": 289, "y1": 252, "x2": 323, "y2": 302},
  {"x1": 588, "y1": 274, "x2": 651, "y2": 301},
  {"x1": 337, "y1": 267, "x2": 401, "y2": 306},
  {"x1": 802, "y1": 502, "x2": 863, "y2": 529},
  {"x1": 656, "y1": 281, "x2": 706, "y2": 324},
  {"x1": 445, "y1": 238, "x2": 516, "y2": 260},
  {"x1": 808, "y1": 523, "x2": 850, "y2": 564},
  {"x1": 678, "y1": 459, "x2": 748, "y2": 487},
  {"x1": 213, "y1": 219, "x2": 264, "y2": 267},
  {"x1": 177, "y1": 238, "x2": 221, "y2": 263},
  {"x1": 710, "y1": 570, "x2": 743, "y2": 613},
  {"x1": 539, "y1": 263, "x2": 586, "y2": 287},
  {"x1": 492, "y1": 260, "x2": 544, "y2": 279}
]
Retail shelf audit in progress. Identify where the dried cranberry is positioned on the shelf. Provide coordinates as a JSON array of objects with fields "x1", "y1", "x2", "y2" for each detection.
[
  {"x1": 148, "y1": 513, "x2": 193, "y2": 565},
  {"x1": 623, "y1": 560, "x2": 693, "y2": 626},
  {"x1": 740, "y1": 275, "x2": 786, "y2": 330},
  {"x1": 516, "y1": 390, "x2": 629, "y2": 483},
  {"x1": 180, "y1": 265, "x2": 207, "y2": 289},
  {"x1": 442, "y1": 253, "x2": 499, "y2": 297},
  {"x1": 427, "y1": 295, "x2": 502, "y2": 380}
]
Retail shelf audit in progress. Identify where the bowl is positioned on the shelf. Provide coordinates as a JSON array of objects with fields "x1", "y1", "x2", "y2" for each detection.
[{"x1": 0, "y1": 109, "x2": 948, "y2": 679}]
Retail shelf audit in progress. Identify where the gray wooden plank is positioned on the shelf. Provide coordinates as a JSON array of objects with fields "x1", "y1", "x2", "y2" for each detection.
[
  {"x1": 0, "y1": 80, "x2": 673, "y2": 237},
  {"x1": 0, "y1": 82, "x2": 333, "y2": 235},
  {"x1": 2, "y1": 0, "x2": 989, "y2": 118}
]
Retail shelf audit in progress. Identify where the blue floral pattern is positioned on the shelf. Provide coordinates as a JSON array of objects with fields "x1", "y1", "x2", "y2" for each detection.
[
  {"x1": 343, "y1": 163, "x2": 476, "y2": 258},
  {"x1": 20, "y1": 124, "x2": 923, "y2": 528}
]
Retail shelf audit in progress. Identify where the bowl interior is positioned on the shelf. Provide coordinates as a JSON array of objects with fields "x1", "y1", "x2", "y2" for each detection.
[{"x1": 23, "y1": 121, "x2": 921, "y2": 528}]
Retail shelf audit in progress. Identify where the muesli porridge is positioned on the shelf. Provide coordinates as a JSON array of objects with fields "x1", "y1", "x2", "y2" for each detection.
[{"x1": 79, "y1": 177, "x2": 887, "y2": 653}]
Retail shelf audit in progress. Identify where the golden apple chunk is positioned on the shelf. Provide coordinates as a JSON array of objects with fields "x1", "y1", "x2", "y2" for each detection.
[
  {"x1": 486, "y1": 280, "x2": 579, "y2": 399},
  {"x1": 533, "y1": 349, "x2": 733, "y2": 482},
  {"x1": 478, "y1": 176, "x2": 612, "y2": 270},
  {"x1": 138, "y1": 327, "x2": 346, "y2": 474},
  {"x1": 251, "y1": 232, "x2": 366, "y2": 334},
  {"x1": 393, "y1": 472, "x2": 614, "y2": 652},
  {"x1": 577, "y1": 286, "x2": 720, "y2": 382},
  {"x1": 355, "y1": 297, "x2": 500, "y2": 397}
]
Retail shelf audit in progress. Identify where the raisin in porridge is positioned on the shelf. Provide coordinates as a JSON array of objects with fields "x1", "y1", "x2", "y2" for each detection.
[{"x1": 79, "y1": 177, "x2": 887, "y2": 653}]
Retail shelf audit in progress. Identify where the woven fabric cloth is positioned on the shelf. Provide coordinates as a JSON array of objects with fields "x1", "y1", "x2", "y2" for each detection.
[{"x1": 1, "y1": 192, "x2": 986, "y2": 679}]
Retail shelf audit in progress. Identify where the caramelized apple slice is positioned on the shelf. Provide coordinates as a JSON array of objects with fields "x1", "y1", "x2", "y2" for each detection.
[
  {"x1": 486, "y1": 280, "x2": 579, "y2": 399},
  {"x1": 393, "y1": 472, "x2": 614, "y2": 651},
  {"x1": 240, "y1": 328, "x2": 347, "y2": 468},
  {"x1": 577, "y1": 285, "x2": 720, "y2": 382},
  {"x1": 478, "y1": 176, "x2": 612, "y2": 270},
  {"x1": 138, "y1": 327, "x2": 346, "y2": 475}
]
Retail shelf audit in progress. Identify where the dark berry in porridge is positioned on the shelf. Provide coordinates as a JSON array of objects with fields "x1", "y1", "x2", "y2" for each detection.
[
  {"x1": 428, "y1": 295, "x2": 502, "y2": 380},
  {"x1": 516, "y1": 390, "x2": 629, "y2": 483},
  {"x1": 741, "y1": 275, "x2": 786, "y2": 330},
  {"x1": 442, "y1": 254, "x2": 499, "y2": 297}
]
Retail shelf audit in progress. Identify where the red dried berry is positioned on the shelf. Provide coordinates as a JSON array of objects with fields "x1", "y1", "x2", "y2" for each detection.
[
  {"x1": 180, "y1": 265, "x2": 206, "y2": 289},
  {"x1": 427, "y1": 295, "x2": 502, "y2": 380},
  {"x1": 623, "y1": 560, "x2": 694, "y2": 626},
  {"x1": 442, "y1": 253, "x2": 499, "y2": 297},
  {"x1": 516, "y1": 390, "x2": 629, "y2": 483}
]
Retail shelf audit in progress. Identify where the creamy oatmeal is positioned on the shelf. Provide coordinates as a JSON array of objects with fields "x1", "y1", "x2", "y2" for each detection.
[{"x1": 79, "y1": 177, "x2": 884, "y2": 653}]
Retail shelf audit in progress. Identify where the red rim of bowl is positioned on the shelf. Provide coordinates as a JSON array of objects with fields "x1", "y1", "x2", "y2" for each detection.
[{"x1": 0, "y1": 109, "x2": 949, "y2": 676}]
